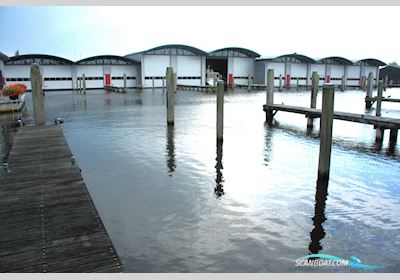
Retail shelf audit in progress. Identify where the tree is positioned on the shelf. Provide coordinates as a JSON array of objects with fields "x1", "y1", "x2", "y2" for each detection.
[
  {"x1": 15, "y1": 50, "x2": 20, "y2": 56},
  {"x1": 388, "y1": 61, "x2": 398, "y2": 66}
]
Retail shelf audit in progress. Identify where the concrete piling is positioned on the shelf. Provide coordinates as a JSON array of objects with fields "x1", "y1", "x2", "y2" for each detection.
[
  {"x1": 365, "y1": 72, "x2": 373, "y2": 109},
  {"x1": 307, "y1": 71, "x2": 319, "y2": 130},
  {"x1": 248, "y1": 75, "x2": 251, "y2": 92},
  {"x1": 278, "y1": 74, "x2": 283, "y2": 92},
  {"x1": 266, "y1": 69, "x2": 274, "y2": 125},
  {"x1": 317, "y1": 84, "x2": 335, "y2": 182},
  {"x1": 30, "y1": 63, "x2": 45, "y2": 125},
  {"x1": 123, "y1": 73, "x2": 127, "y2": 92},
  {"x1": 166, "y1": 67, "x2": 175, "y2": 125},
  {"x1": 216, "y1": 80, "x2": 224, "y2": 143}
]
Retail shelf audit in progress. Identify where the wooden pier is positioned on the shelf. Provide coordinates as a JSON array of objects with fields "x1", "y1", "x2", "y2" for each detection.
[
  {"x1": 0, "y1": 125, "x2": 122, "y2": 273},
  {"x1": 104, "y1": 85, "x2": 127, "y2": 93},
  {"x1": 263, "y1": 104, "x2": 400, "y2": 129}
]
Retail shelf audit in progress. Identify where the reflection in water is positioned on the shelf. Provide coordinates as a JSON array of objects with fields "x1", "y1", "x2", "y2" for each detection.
[
  {"x1": 166, "y1": 125, "x2": 176, "y2": 176},
  {"x1": 105, "y1": 93, "x2": 112, "y2": 106},
  {"x1": 264, "y1": 125, "x2": 273, "y2": 165},
  {"x1": 215, "y1": 141, "x2": 225, "y2": 198},
  {"x1": 309, "y1": 178, "x2": 329, "y2": 255}
]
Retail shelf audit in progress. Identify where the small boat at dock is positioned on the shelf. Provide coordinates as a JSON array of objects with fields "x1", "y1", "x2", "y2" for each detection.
[{"x1": 0, "y1": 93, "x2": 26, "y2": 114}]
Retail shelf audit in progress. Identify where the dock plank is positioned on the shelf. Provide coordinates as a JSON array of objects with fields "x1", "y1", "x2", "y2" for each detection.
[{"x1": 0, "y1": 125, "x2": 122, "y2": 273}]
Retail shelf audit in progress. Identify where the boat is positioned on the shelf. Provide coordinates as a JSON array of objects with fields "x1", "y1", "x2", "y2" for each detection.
[{"x1": 0, "y1": 93, "x2": 26, "y2": 114}]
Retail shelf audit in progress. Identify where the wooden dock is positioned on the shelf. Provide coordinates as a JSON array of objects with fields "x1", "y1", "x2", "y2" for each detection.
[
  {"x1": 0, "y1": 125, "x2": 122, "y2": 273},
  {"x1": 104, "y1": 85, "x2": 127, "y2": 93},
  {"x1": 263, "y1": 104, "x2": 400, "y2": 129}
]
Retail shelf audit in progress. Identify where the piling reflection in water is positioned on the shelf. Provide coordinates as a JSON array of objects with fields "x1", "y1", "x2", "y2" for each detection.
[
  {"x1": 215, "y1": 141, "x2": 225, "y2": 198},
  {"x1": 309, "y1": 178, "x2": 329, "y2": 255},
  {"x1": 166, "y1": 125, "x2": 176, "y2": 176},
  {"x1": 264, "y1": 125, "x2": 273, "y2": 166}
]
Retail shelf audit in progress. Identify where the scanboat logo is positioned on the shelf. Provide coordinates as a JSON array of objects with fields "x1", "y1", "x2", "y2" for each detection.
[{"x1": 295, "y1": 254, "x2": 384, "y2": 270}]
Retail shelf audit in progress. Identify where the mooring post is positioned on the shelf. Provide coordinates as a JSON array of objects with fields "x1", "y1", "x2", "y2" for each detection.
[
  {"x1": 173, "y1": 73, "x2": 177, "y2": 93},
  {"x1": 307, "y1": 71, "x2": 319, "y2": 130},
  {"x1": 296, "y1": 77, "x2": 299, "y2": 92},
  {"x1": 278, "y1": 74, "x2": 283, "y2": 92},
  {"x1": 375, "y1": 81, "x2": 384, "y2": 143},
  {"x1": 166, "y1": 67, "x2": 175, "y2": 125},
  {"x1": 162, "y1": 77, "x2": 165, "y2": 92},
  {"x1": 216, "y1": 80, "x2": 224, "y2": 143},
  {"x1": 384, "y1": 75, "x2": 388, "y2": 91},
  {"x1": 317, "y1": 84, "x2": 335, "y2": 182},
  {"x1": 266, "y1": 69, "x2": 274, "y2": 125},
  {"x1": 389, "y1": 129, "x2": 398, "y2": 149},
  {"x1": 82, "y1": 74, "x2": 86, "y2": 94},
  {"x1": 365, "y1": 72, "x2": 373, "y2": 109},
  {"x1": 248, "y1": 75, "x2": 251, "y2": 92},
  {"x1": 30, "y1": 63, "x2": 45, "y2": 125},
  {"x1": 152, "y1": 78, "x2": 155, "y2": 91},
  {"x1": 78, "y1": 77, "x2": 82, "y2": 92},
  {"x1": 123, "y1": 73, "x2": 127, "y2": 92},
  {"x1": 341, "y1": 75, "x2": 346, "y2": 92}
]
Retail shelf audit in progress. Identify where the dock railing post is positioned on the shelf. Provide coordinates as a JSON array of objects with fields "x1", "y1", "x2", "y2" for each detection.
[
  {"x1": 123, "y1": 73, "x2": 127, "y2": 92},
  {"x1": 266, "y1": 69, "x2": 274, "y2": 124},
  {"x1": 365, "y1": 72, "x2": 373, "y2": 109},
  {"x1": 278, "y1": 74, "x2": 283, "y2": 92},
  {"x1": 317, "y1": 84, "x2": 335, "y2": 183},
  {"x1": 216, "y1": 80, "x2": 224, "y2": 143},
  {"x1": 248, "y1": 75, "x2": 251, "y2": 92},
  {"x1": 375, "y1": 81, "x2": 384, "y2": 144},
  {"x1": 307, "y1": 71, "x2": 319, "y2": 130},
  {"x1": 166, "y1": 67, "x2": 175, "y2": 126},
  {"x1": 30, "y1": 63, "x2": 45, "y2": 125}
]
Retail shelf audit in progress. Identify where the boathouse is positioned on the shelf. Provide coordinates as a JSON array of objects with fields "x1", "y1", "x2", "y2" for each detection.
[
  {"x1": 125, "y1": 44, "x2": 207, "y2": 88},
  {"x1": 206, "y1": 47, "x2": 261, "y2": 86},
  {"x1": 379, "y1": 65, "x2": 400, "y2": 85}
]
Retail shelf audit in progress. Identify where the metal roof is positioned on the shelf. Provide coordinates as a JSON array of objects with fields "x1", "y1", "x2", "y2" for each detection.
[
  {"x1": 76, "y1": 55, "x2": 138, "y2": 65},
  {"x1": 6, "y1": 54, "x2": 74, "y2": 65},
  {"x1": 207, "y1": 47, "x2": 261, "y2": 58},
  {"x1": 143, "y1": 44, "x2": 207, "y2": 56},
  {"x1": 0, "y1": 51, "x2": 9, "y2": 62},
  {"x1": 317, "y1": 56, "x2": 354, "y2": 65},
  {"x1": 354, "y1": 58, "x2": 386, "y2": 67},
  {"x1": 272, "y1": 53, "x2": 315, "y2": 64}
]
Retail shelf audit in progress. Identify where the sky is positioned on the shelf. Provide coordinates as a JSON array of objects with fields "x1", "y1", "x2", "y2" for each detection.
[{"x1": 0, "y1": 6, "x2": 399, "y2": 63}]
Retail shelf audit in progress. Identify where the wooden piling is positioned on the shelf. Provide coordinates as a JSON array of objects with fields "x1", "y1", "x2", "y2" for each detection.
[
  {"x1": 317, "y1": 84, "x2": 335, "y2": 182},
  {"x1": 248, "y1": 75, "x2": 251, "y2": 92},
  {"x1": 389, "y1": 128, "x2": 398, "y2": 149},
  {"x1": 82, "y1": 74, "x2": 86, "y2": 94},
  {"x1": 278, "y1": 74, "x2": 283, "y2": 92},
  {"x1": 296, "y1": 77, "x2": 299, "y2": 92},
  {"x1": 384, "y1": 75, "x2": 388, "y2": 91},
  {"x1": 216, "y1": 80, "x2": 224, "y2": 142},
  {"x1": 30, "y1": 64, "x2": 45, "y2": 125},
  {"x1": 266, "y1": 69, "x2": 274, "y2": 125},
  {"x1": 123, "y1": 73, "x2": 127, "y2": 92},
  {"x1": 365, "y1": 72, "x2": 373, "y2": 109},
  {"x1": 173, "y1": 73, "x2": 177, "y2": 93},
  {"x1": 166, "y1": 67, "x2": 175, "y2": 125},
  {"x1": 152, "y1": 78, "x2": 155, "y2": 91},
  {"x1": 375, "y1": 81, "x2": 385, "y2": 144},
  {"x1": 341, "y1": 75, "x2": 346, "y2": 92},
  {"x1": 307, "y1": 71, "x2": 319, "y2": 130},
  {"x1": 162, "y1": 77, "x2": 165, "y2": 92}
]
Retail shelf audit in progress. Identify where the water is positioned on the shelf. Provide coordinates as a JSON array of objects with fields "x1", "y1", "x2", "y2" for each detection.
[{"x1": 1, "y1": 88, "x2": 400, "y2": 272}]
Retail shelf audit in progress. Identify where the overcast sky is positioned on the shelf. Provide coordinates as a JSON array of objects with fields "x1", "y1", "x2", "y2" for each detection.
[{"x1": 0, "y1": 6, "x2": 398, "y2": 63}]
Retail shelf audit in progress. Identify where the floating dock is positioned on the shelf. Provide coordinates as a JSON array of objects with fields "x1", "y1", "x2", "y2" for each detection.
[{"x1": 0, "y1": 125, "x2": 122, "y2": 273}]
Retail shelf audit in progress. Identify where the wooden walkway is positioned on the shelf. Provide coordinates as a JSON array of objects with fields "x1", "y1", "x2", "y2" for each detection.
[
  {"x1": 263, "y1": 104, "x2": 400, "y2": 129},
  {"x1": 0, "y1": 125, "x2": 122, "y2": 273}
]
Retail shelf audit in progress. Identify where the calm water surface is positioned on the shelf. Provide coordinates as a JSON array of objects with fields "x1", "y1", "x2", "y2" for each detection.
[{"x1": 1, "y1": 88, "x2": 400, "y2": 272}]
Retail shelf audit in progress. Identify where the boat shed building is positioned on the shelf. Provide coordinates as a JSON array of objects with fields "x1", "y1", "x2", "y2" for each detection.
[
  {"x1": 125, "y1": 44, "x2": 207, "y2": 88},
  {"x1": 379, "y1": 65, "x2": 400, "y2": 85},
  {"x1": 206, "y1": 47, "x2": 260, "y2": 86}
]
